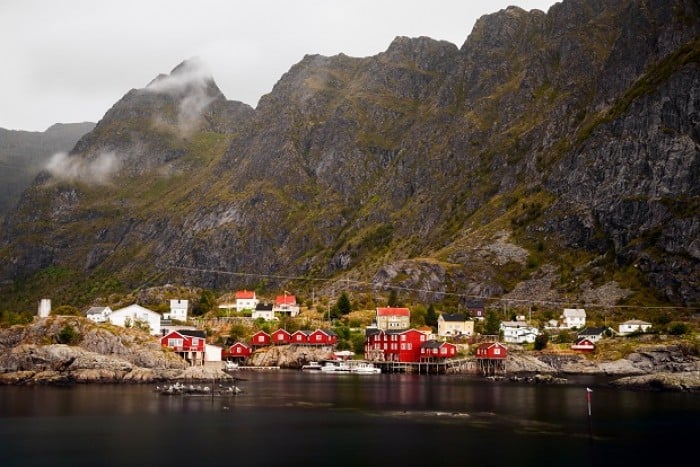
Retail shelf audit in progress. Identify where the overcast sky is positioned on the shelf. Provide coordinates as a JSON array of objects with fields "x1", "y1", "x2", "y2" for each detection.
[{"x1": 1, "y1": 0, "x2": 558, "y2": 132}]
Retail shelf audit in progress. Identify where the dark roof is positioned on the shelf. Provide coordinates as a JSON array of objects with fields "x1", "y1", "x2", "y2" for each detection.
[
  {"x1": 578, "y1": 327, "x2": 608, "y2": 336},
  {"x1": 365, "y1": 328, "x2": 381, "y2": 337},
  {"x1": 421, "y1": 340, "x2": 441, "y2": 349},
  {"x1": 255, "y1": 303, "x2": 273, "y2": 311},
  {"x1": 441, "y1": 313, "x2": 467, "y2": 322},
  {"x1": 465, "y1": 299, "x2": 485, "y2": 308},
  {"x1": 319, "y1": 328, "x2": 337, "y2": 337},
  {"x1": 178, "y1": 329, "x2": 206, "y2": 338}
]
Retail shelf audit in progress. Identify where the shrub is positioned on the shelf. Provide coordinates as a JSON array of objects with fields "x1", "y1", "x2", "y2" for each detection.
[{"x1": 57, "y1": 324, "x2": 80, "y2": 345}]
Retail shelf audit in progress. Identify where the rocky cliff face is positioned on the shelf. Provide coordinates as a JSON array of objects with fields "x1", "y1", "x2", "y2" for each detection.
[
  {"x1": 0, "y1": 122, "x2": 95, "y2": 219},
  {"x1": 0, "y1": 0, "x2": 698, "y2": 310}
]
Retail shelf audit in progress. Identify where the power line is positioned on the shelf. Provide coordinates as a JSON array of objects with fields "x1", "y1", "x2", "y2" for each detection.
[{"x1": 165, "y1": 264, "x2": 699, "y2": 310}]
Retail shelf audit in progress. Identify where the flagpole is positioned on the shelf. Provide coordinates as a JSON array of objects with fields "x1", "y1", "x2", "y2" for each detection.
[{"x1": 586, "y1": 387, "x2": 593, "y2": 440}]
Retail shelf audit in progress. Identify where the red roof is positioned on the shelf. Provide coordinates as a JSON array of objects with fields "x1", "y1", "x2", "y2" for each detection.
[
  {"x1": 235, "y1": 290, "x2": 255, "y2": 299},
  {"x1": 275, "y1": 294, "x2": 296, "y2": 305},
  {"x1": 376, "y1": 307, "x2": 410, "y2": 317}
]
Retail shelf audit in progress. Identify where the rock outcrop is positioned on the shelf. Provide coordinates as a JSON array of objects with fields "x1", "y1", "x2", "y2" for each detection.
[{"x1": 0, "y1": 317, "x2": 230, "y2": 385}]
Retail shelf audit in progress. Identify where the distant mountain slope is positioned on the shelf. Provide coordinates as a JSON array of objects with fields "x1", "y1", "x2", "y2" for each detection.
[
  {"x1": 1, "y1": 0, "x2": 698, "y2": 311},
  {"x1": 0, "y1": 122, "x2": 95, "y2": 218}
]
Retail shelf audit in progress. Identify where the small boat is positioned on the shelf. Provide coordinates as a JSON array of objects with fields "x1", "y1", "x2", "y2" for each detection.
[
  {"x1": 224, "y1": 361, "x2": 239, "y2": 371},
  {"x1": 301, "y1": 361, "x2": 323, "y2": 371},
  {"x1": 320, "y1": 360, "x2": 351, "y2": 372},
  {"x1": 351, "y1": 362, "x2": 381, "y2": 374}
]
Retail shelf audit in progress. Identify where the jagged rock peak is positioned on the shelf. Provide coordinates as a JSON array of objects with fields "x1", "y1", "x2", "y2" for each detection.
[
  {"x1": 383, "y1": 36, "x2": 459, "y2": 67},
  {"x1": 144, "y1": 56, "x2": 222, "y2": 98}
]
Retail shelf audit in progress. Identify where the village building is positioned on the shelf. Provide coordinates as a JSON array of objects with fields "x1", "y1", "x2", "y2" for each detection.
[
  {"x1": 160, "y1": 329, "x2": 206, "y2": 365},
  {"x1": 224, "y1": 342, "x2": 252, "y2": 361},
  {"x1": 420, "y1": 340, "x2": 458, "y2": 360},
  {"x1": 571, "y1": 337, "x2": 596, "y2": 352},
  {"x1": 618, "y1": 319, "x2": 653, "y2": 335},
  {"x1": 577, "y1": 327, "x2": 612, "y2": 343},
  {"x1": 475, "y1": 341, "x2": 508, "y2": 375},
  {"x1": 375, "y1": 307, "x2": 410, "y2": 331},
  {"x1": 560, "y1": 308, "x2": 587, "y2": 329},
  {"x1": 235, "y1": 290, "x2": 259, "y2": 312},
  {"x1": 437, "y1": 313, "x2": 474, "y2": 337},
  {"x1": 364, "y1": 328, "x2": 429, "y2": 362},
  {"x1": 500, "y1": 321, "x2": 539, "y2": 344},
  {"x1": 273, "y1": 294, "x2": 300, "y2": 317},
  {"x1": 109, "y1": 304, "x2": 161, "y2": 335},
  {"x1": 165, "y1": 299, "x2": 188, "y2": 322},
  {"x1": 205, "y1": 343, "x2": 223, "y2": 362},
  {"x1": 252, "y1": 302, "x2": 275, "y2": 321},
  {"x1": 466, "y1": 299, "x2": 485, "y2": 320},
  {"x1": 251, "y1": 330, "x2": 271, "y2": 347},
  {"x1": 271, "y1": 328, "x2": 291, "y2": 345},
  {"x1": 85, "y1": 306, "x2": 112, "y2": 323}
]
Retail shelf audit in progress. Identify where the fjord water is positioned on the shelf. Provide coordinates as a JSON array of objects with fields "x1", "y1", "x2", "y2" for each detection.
[{"x1": 1, "y1": 371, "x2": 697, "y2": 466}]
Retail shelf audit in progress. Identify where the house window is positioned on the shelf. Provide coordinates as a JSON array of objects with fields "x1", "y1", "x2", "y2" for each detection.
[
  {"x1": 401, "y1": 335, "x2": 406, "y2": 341},
  {"x1": 316, "y1": 335, "x2": 322, "y2": 341},
  {"x1": 167, "y1": 338, "x2": 183, "y2": 347},
  {"x1": 400, "y1": 343, "x2": 405, "y2": 350},
  {"x1": 407, "y1": 343, "x2": 412, "y2": 350},
  {"x1": 494, "y1": 348, "x2": 501, "y2": 355},
  {"x1": 258, "y1": 336, "x2": 264, "y2": 343}
]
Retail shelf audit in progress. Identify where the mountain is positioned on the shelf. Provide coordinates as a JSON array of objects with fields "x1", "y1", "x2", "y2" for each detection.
[
  {"x1": 1, "y1": 0, "x2": 698, "y2": 312},
  {"x1": 0, "y1": 122, "x2": 95, "y2": 219}
]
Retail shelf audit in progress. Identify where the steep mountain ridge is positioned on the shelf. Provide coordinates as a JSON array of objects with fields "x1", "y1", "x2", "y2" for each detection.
[
  {"x1": 0, "y1": 122, "x2": 95, "y2": 219},
  {"x1": 1, "y1": 0, "x2": 698, "y2": 311}
]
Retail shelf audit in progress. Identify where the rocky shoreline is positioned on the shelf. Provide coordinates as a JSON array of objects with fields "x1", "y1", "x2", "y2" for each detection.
[{"x1": 1, "y1": 318, "x2": 698, "y2": 392}]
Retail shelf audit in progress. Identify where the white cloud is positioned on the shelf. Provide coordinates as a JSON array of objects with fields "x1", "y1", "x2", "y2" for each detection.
[{"x1": 46, "y1": 151, "x2": 121, "y2": 184}]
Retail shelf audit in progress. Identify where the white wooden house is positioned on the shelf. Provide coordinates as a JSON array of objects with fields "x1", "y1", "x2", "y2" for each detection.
[
  {"x1": 85, "y1": 306, "x2": 112, "y2": 323},
  {"x1": 437, "y1": 313, "x2": 474, "y2": 337},
  {"x1": 618, "y1": 319, "x2": 652, "y2": 335},
  {"x1": 166, "y1": 299, "x2": 188, "y2": 321},
  {"x1": 109, "y1": 304, "x2": 161, "y2": 335},
  {"x1": 561, "y1": 308, "x2": 586, "y2": 329},
  {"x1": 252, "y1": 302, "x2": 275, "y2": 321},
  {"x1": 500, "y1": 321, "x2": 540, "y2": 344},
  {"x1": 235, "y1": 290, "x2": 259, "y2": 312}
]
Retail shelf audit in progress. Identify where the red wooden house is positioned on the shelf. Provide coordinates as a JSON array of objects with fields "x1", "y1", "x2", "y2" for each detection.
[
  {"x1": 364, "y1": 328, "x2": 429, "y2": 362},
  {"x1": 475, "y1": 341, "x2": 508, "y2": 359},
  {"x1": 271, "y1": 328, "x2": 291, "y2": 345},
  {"x1": 308, "y1": 329, "x2": 338, "y2": 346},
  {"x1": 475, "y1": 341, "x2": 507, "y2": 376},
  {"x1": 161, "y1": 330, "x2": 206, "y2": 366},
  {"x1": 161, "y1": 330, "x2": 205, "y2": 352},
  {"x1": 291, "y1": 330, "x2": 310, "y2": 344},
  {"x1": 251, "y1": 330, "x2": 271, "y2": 347},
  {"x1": 224, "y1": 342, "x2": 252, "y2": 359},
  {"x1": 420, "y1": 340, "x2": 457, "y2": 360},
  {"x1": 571, "y1": 337, "x2": 596, "y2": 352}
]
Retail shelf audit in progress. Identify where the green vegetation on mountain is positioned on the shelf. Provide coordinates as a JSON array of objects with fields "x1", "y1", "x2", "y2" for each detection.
[{"x1": 0, "y1": 0, "x2": 698, "y2": 316}]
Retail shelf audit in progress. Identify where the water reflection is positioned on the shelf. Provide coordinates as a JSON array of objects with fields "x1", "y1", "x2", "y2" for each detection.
[{"x1": 0, "y1": 371, "x2": 698, "y2": 466}]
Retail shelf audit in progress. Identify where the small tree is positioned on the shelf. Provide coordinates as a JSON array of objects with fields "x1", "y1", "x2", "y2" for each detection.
[
  {"x1": 193, "y1": 290, "x2": 216, "y2": 316},
  {"x1": 425, "y1": 304, "x2": 438, "y2": 328},
  {"x1": 57, "y1": 324, "x2": 80, "y2": 345},
  {"x1": 534, "y1": 333, "x2": 549, "y2": 351},
  {"x1": 336, "y1": 292, "x2": 351, "y2": 315},
  {"x1": 387, "y1": 289, "x2": 399, "y2": 307},
  {"x1": 483, "y1": 310, "x2": 501, "y2": 336}
]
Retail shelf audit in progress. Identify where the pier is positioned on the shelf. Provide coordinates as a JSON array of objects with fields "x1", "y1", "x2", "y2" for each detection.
[{"x1": 373, "y1": 358, "x2": 475, "y2": 374}]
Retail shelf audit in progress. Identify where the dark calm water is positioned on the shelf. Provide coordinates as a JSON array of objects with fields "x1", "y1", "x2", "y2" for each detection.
[{"x1": 1, "y1": 371, "x2": 698, "y2": 466}]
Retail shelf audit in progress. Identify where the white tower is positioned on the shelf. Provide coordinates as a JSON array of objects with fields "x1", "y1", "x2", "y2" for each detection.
[{"x1": 38, "y1": 299, "x2": 51, "y2": 317}]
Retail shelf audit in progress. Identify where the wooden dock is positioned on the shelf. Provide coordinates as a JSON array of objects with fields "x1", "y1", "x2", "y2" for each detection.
[{"x1": 374, "y1": 358, "x2": 475, "y2": 375}]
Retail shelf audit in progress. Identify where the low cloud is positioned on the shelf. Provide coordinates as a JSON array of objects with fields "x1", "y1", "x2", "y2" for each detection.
[
  {"x1": 145, "y1": 57, "x2": 216, "y2": 135},
  {"x1": 46, "y1": 151, "x2": 121, "y2": 184}
]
